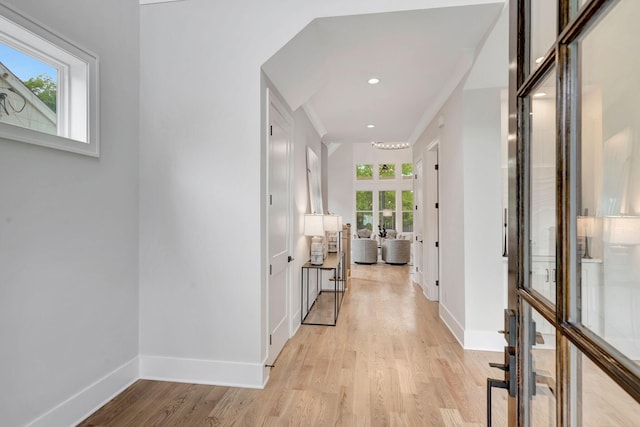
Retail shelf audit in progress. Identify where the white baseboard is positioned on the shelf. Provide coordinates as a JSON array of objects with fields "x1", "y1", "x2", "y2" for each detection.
[
  {"x1": 26, "y1": 357, "x2": 139, "y2": 427},
  {"x1": 439, "y1": 303, "x2": 464, "y2": 347},
  {"x1": 424, "y1": 280, "x2": 439, "y2": 301},
  {"x1": 463, "y1": 330, "x2": 505, "y2": 352},
  {"x1": 139, "y1": 355, "x2": 265, "y2": 389}
]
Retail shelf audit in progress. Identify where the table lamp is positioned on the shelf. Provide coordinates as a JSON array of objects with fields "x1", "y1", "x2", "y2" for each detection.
[
  {"x1": 324, "y1": 214, "x2": 341, "y2": 253},
  {"x1": 304, "y1": 214, "x2": 325, "y2": 265}
]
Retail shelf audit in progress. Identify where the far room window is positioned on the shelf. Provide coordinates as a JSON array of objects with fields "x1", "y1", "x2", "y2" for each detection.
[
  {"x1": 379, "y1": 163, "x2": 395, "y2": 180},
  {"x1": 402, "y1": 190, "x2": 414, "y2": 232},
  {"x1": 356, "y1": 163, "x2": 373, "y2": 180},
  {"x1": 0, "y1": 4, "x2": 99, "y2": 156},
  {"x1": 355, "y1": 190, "x2": 373, "y2": 230},
  {"x1": 402, "y1": 163, "x2": 413, "y2": 179},
  {"x1": 378, "y1": 190, "x2": 396, "y2": 229}
]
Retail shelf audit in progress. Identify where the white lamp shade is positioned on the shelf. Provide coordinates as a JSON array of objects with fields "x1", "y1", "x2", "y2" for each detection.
[
  {"x1": 304, "y1": 214, "x2": 325, "y2": 236},
  {"x1": 577, "y1": 216, "x2": 598, "y2": 237},
  {"x1": 604, "y1": 216, "x2": 640, "y2": 245},
  {"x1": 337, "y1": 215, "x2": 343, "y2": 229},
  {"x1": 323, "y1": 214, "x2": 340, "y2": 232},
  {"x1": 382, "y1": 209, "x2": 393, "y2": 217}
]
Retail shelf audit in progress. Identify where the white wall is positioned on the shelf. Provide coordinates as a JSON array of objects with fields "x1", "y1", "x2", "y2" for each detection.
[
  {"x1": 0, "y1": 1, "x2": 140, "y2": 426},
  {"x1": 462, "y1": 88, "x2": 505, "y2": 350},
  {"x1": 327, "y1": 143, "x2": 354, "y2": 224},
  {"x1": 414, "y1": 83, "x2": 467, "y2": 342},
  {"x1": 291, "y1": 105, "x2": 323, "y2": 331},
  {"x1": 137, "y1": 0, "x2": 495, "y2": 387},
  {"x1": 412, "y1": 4, "x2": 508, "y2": 350}
]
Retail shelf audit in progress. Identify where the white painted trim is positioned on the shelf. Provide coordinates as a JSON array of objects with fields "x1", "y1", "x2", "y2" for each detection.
[
  {"x1": 139, "y1": 355, "x2": 266, "y2": 389},
  {"x1": 439, "y1": 303, "x2": 464, "y2": 347},
  {"x1": 463, "y1": 330, "x2": 504, "y2": 352},
  {"x1": 26, "y1": 357, "x2": 139, "y2": 427},
  {"x1": 424, "y1": 280, "x2": 439, "y2": 301},
  {"x1": 140, "y1": 0, "x2": 186, "y2": 5}
]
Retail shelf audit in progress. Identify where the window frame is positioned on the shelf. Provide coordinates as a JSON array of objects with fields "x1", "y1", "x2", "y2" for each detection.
[{"x1": 0, "y1": 3, "x2": 99, "y2": 157}]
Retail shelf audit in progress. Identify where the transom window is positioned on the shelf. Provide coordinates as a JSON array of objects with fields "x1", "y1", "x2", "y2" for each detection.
[{"x1": 0, "y1": 4, "x2": 99, "y2": 156}]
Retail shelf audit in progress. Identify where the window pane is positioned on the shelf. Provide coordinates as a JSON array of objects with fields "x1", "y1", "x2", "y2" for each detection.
[
  {"x1": 402, "y1": 163, "x2": 413, "y2": 179},
  {"x1": 577, "y1": 0, "x2": 640, "y2": 360},
  {"x1": 379, "y1": 212, "x2": 395, "y2": 229},
  {"x1": 356, "y1": 191, "x2": 373, "y2": 211},
  {"x1": 402, "y1": 212, "x2": 413, "y2": 232},
  {"x1": 379, "y1": 190, "x2": 396, "y2": 211},
  {"x1": 530, "y1": 0, "x2": 557, "y2": 74},
  {"x1": 0, "y1": 43, "x2": 57, "y2": 135},
  {"x1": 529, "y1": 69, "x2": 557, "y2": 304},
  {"x1": 379, "y1": 190, "x2": 396, "y2": 230},
  {"x1": 402, "y1": 190, "x2": 413, "y2": 211},
  {"x1": 576, "y1": 343, "x2": 640, "y2": 425},
  {"x1": 356, "y1": 212, "x2": 373, "y2": 230},
  {"x1": 379, "y1": 163, "x2": 395, "y2": 180},
  {"x1": 356, "y1": 190, "x2": 373, "y2": 231},
  {"x1": 356, "y1": 164, "x2": 373, "y2": 180},
  {"x1": 402, "y1": 190, "x2": 414, "y2": 232}
]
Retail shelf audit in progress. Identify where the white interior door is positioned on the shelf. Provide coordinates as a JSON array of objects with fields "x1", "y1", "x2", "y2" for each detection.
[
  {"x1": 413, "y1": 159, "x2": 424, "y2": 288},
  {"x1": 425, "y1": 143, "x2": 439, "y2": 301},
  {"x1": 267, "y1": 94, "x2": 291, "y2": 366}
]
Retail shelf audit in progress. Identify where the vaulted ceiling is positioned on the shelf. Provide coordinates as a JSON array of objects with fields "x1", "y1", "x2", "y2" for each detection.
[{"x1": 262, "y1": 3, "x2": 505, "y2": 145}]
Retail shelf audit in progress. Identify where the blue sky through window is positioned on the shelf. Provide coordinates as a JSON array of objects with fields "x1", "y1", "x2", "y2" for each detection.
[{"x1": 0, "y1": 43, "x2": 56, "y2": 81}]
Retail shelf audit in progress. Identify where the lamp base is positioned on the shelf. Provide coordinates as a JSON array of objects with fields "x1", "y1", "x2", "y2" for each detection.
[{"x1": 310, "y1": 236, "x2": 324, "y2": 265}]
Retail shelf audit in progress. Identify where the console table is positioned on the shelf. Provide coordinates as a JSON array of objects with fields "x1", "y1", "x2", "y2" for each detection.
[{"x1": 301, "y1": 251, "x2": 345, "y2": 326}]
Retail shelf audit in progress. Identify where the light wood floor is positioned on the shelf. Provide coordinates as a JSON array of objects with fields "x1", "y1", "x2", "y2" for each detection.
[{"x1": 79, "y1": 263, "x2": 509, "y2": 426}]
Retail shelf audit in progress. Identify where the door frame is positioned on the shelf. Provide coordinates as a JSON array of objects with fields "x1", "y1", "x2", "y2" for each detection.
[
  {"x1": 413, "y1": 158, "x2": 424, "y2": 289},
  {"x1": 424, "y1": 139, "x2": 440, "y2": 301},
  {"x1": 508, "y1": 0, "x2": 640, "y2": 424},
  {"x1": 265, "y1": 88, "x2": 294, "y2": 367}
]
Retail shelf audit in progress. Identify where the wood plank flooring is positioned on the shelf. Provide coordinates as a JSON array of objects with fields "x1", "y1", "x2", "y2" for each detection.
[{"x1": 79, "y1": 263, "x2": 509, "y2": 426}]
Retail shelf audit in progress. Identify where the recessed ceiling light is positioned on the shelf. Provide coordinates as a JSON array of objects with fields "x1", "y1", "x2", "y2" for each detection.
[
  {"x1": 535, "y1": 56, "x2": 544, "y2": 64},
  {"x1": 367, "y1": 78, "x2": 380, "y2": 85},
  {"x1": 534, "y1": 92, "x2": 547, "y2": 97},
  {"x1": 367, "y1": 124, "x2": 375, "y2": 128}
]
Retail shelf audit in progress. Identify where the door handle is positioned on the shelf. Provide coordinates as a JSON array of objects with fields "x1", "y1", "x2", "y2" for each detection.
[{"x1": 288, "y1": 256, "x2": 294, "y2": 262}]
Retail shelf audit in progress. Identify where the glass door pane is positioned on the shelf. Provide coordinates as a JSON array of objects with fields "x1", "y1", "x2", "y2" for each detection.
[
  {"x1": 576, "y1": 343, "x2": 640, "y2": 424},
  {"x1": 530, "y1": 0, "x2": 557, "y2": 74},
  {"x1": 530, "y1": 69, "x2": 557, "y2": 304},
  {"x1": 577, "y1": 0, "x2": 640, "y2": 361},
  {"x1": 523, "y1": 301, "x2": 557, "y2": 426}
]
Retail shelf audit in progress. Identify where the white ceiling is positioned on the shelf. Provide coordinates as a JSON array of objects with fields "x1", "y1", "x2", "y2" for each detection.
[{"x1": 262, "y1": 3, "x2": 505, "y2": 145}]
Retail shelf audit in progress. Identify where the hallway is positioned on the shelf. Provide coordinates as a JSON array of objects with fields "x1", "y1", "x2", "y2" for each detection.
[{"x1": 80, "y1": 264, "x2": 507, "y2": 426}]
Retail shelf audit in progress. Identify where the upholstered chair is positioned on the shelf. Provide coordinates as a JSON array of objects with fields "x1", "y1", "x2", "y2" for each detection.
[
  {"x1": 381, "y1": 239, "x2": 411, "y2": 265},
  {"x1": 352, "y1": 238, "x2": 378, "y2": 264}
]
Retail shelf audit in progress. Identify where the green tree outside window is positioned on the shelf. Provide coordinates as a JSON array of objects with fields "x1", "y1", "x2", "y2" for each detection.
[
  {"x1": 402, "y1": 190, "x2": 414, "y2": 232},
  {"x1": 24, "y1": 74, "x2": 57, "y2": 112},
  {"x1": 356, "y1": 191, "x2": 373, "y2": 230},
  {"x1": 356, "y1": 164, "x2": 373, "y2": 180},
  {"x1": 379, "y1": 163, "x2": 395, "y2": 179},
  {"x1": 402, "y1": 163, "x2": 413, "y2": 179}
]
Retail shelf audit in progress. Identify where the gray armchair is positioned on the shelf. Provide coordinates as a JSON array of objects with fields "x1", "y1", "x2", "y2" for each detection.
[
  {"x1": 352, "y1": 238, "x2": 377, "y2": 264},
  {"x1": 381, "y1": 239, "x2": 411, "y2": 265}
]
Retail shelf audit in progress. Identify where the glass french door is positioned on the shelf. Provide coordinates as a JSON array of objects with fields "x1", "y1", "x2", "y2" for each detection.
[{"x1": 508, "y1": 0, "x2": 640, "y2": 424}]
